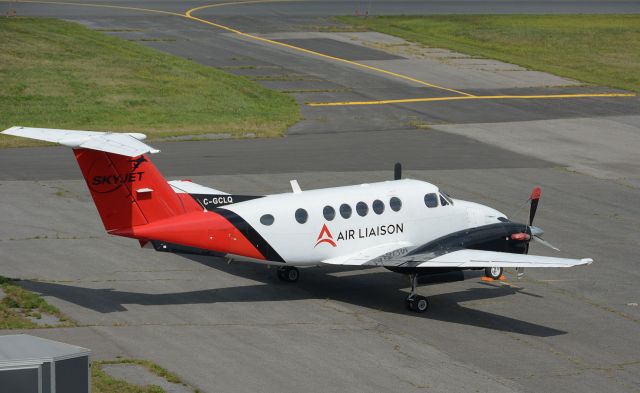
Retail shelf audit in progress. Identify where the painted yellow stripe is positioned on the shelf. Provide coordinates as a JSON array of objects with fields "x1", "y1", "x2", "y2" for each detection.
[
  {"x1": 7, "y1": 0, "x2": 637, "y2": 108},
  {"x1": 307, "y1": 93, "x2": 637, "y2": 107},
  {"x1": 184, "y1": 4, "x2": 474, "y2": 97},
  {"x1": 5, "y1": 0, "x2": 472, "y2": 96},
  {"x1": 186, "y1": 0, "x2": 298, "y2": 14}
]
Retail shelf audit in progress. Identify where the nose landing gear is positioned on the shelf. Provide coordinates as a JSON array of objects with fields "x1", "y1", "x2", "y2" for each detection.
[
  {"x1": 406, "y1": 273, "x2": 429, "y2": 313},
  {"x1": 484, "y1": 266, "x2": 504, "y2": 280}
]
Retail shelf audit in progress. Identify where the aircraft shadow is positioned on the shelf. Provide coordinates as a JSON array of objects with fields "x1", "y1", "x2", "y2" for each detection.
[{"x1": 21, "y1": 254, "x2": 565, "y2": 337}]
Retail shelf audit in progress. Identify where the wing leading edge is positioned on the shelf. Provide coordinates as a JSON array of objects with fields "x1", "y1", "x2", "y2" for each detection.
[
  {"x1": 409, "y1": 249, "x2": 592, "y2": 268},
  {"x1": 323, "y1": 244, "x2": 592, "y2": 268}
]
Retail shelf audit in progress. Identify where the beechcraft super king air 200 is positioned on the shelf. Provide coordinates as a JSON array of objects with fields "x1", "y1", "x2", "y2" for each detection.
[{"x1": 2, "y1": 127, "x2": 593, "y2": 312}]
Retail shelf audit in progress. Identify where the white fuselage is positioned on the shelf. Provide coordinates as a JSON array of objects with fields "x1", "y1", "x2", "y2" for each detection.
[{"x1": 222, "y1": 179, "x2": 506, "y2": 265}]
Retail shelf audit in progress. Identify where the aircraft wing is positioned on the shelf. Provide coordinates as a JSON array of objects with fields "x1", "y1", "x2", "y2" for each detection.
[
  {"x1": 322, "y1": 242, "x2": 413, "y2": 266},
  {"x1": 322, "y1": 244, "x2": 592, "y2": 268},
  {"x1": 405, "y1": 249, "x2": 592, "y2": 268}
]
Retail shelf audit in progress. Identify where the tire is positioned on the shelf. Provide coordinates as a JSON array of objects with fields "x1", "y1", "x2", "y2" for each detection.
[
  {"x1": 277, "y1": 267, "x2": 299, "y2": 282},
  {"x1": 413, "y1": 296, "x2": 429, "y2": 312},
  {"x1": 407, "y1": 295, "x2": 429, "y2": 313},
  {"x1": 286, "y1": 267, "x2": 299, "y2": 282},
  {"x1": 485, "y1": 266, "x2": 503, "y2": 280},
  {"x1": 405, "y1": 297, "x2": 414, "y2": 310}
]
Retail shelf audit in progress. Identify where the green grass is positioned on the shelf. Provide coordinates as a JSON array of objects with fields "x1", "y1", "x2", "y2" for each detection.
[
  {"x1": 0, "y1": 18, "x2": 299, "y2": 147},
  {"x1": 92, "y1": 359, "x2": 197, "y2": 393},
  {"x1": 0, "y1": 276, "x2": 74, "y2": 329},
  {"x1": 338, "y1": 15, "x2": 640, "y2": 92}
]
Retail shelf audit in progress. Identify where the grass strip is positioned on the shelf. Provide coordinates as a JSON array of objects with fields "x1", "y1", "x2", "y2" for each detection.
[
  {"x1": 0, "y1": 276, "x2": 74, "y2": 329},
  {"x1": 92, "y1": 359, "x2": 198, "y2": 393},
  {"x1": 0, "y1": 17, "x2": 299, "y2": 148},
  {"x1": 338, "y1": 15, "x2": 640, "y2": 92}
]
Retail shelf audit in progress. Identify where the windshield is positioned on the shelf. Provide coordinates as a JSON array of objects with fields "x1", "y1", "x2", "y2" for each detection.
[{"x1": 440, "y1": 191, "x2": 454, "y2": 205}]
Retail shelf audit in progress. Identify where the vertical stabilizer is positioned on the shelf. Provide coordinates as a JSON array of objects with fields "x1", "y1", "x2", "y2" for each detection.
[{"x1": 74, "y1": 149, "x2": 186, "y2": 231}]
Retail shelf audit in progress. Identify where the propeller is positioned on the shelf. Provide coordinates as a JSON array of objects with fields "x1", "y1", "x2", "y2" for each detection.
[
  {"x1": 532, "y1": 235, "x2": 560, "y2": 251},
  {"x1": 518, "y1": 187, "x2": 559, "y2": 279},
  {"x1": 394, "y1": 162, "x2": 402, "y2": 180},
  {"x1": 528, "y1": 187, "x2": 541, "y2": 226}
]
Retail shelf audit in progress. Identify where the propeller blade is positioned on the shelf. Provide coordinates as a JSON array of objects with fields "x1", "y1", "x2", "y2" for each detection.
[
  {"x1": 533, "y1": 235, "x2": 560, "y2": 251},
  {"x1": 528, "y1": 187, "x2": 541, "y2": 226},
  {"x1": 394, "y1": 162, "x2": 402, "y2": 180}
]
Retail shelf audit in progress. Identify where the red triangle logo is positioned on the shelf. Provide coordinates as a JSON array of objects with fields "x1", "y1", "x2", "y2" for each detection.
[{"x1": 315, "y1": 223, "x2": 336, "y2": 247}]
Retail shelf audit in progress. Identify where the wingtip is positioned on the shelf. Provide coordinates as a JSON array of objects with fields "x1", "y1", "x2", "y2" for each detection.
[
  {"x1": 1, "y1": 126, "x2": 23, "y2": 135},
  {"x1": 581, "y1": 258, "x2": 594, "y2": 265}
]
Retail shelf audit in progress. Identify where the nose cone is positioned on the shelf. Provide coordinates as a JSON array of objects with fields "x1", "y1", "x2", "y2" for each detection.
[
  {"x1": 484, "y1": 206, "x2": 508, "y2": 223},
  {"x1": 454, "y1": 200, "x2": 508, "y2": 227}
]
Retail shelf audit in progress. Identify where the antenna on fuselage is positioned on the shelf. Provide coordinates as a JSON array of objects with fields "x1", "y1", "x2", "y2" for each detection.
[{"x1": 394, "y1": 162, "x2": 402, "y2": 180}]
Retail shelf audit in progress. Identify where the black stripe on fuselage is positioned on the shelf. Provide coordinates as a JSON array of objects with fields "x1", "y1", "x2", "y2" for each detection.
[
  {"x1": 191, "y1": 194, "x2": 263, "y2": 210},
  {"x1": 215, "y1": 207, "x2": 285, "y2": 263}
]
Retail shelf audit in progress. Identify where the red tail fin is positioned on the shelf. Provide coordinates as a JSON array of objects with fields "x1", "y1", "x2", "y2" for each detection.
[{"x1": 74, "y1": 149, "x2": 186, "y2": 231}]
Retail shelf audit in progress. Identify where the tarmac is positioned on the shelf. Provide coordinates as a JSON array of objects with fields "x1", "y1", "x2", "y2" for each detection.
[{"x1": 1, "y1": 1, "x2": 639, "y2": 392}]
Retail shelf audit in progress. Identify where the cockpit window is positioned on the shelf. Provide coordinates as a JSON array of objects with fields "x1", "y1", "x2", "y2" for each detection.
[
  {"x1": 424, "y1": 193, "x2": 438, "y2": 208},
  {"x1": 439, "y1": 194, "x2": 449, "y2": 206},
  {"x1": 441, "y1": 191, "x2": 454, "y2": 205}
]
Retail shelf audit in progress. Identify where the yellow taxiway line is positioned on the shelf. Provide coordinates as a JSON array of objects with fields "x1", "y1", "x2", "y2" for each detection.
[
  {"x1": 2, "y1": 0, "x2": 472, "y2": 96},
  {"x1": 184, "y1": 3, "x2": 474, "y2": 97},
  {"x1": 1, "y1": 0, "x2": 183, "y2": 16},
  {"x1": 306, "y1": 92, "x2": 637, "y2": 107},
  {"x1": 3, "y1": 0, "x2": 637, "y2": 107}
]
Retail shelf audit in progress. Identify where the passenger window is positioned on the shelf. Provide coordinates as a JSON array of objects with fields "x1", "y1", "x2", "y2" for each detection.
[
  {"x1": 439, "y1": 194, "x2": 449, "y2": 206},
  {"x1": 424, "y1": 193, "x2": 438, "y2": 208},
  {"x1": 323, "y1": 205, "x2": 335, "y2": 221},
  {"x1": 260, "y1": 214, "x2": 274, "y2": 226},
  {"x1": 339, "y1": 204, "x2": 352, "y2": 219},
  {"x1": 390, "y1": 197, "x2": 402, "y2": 212},
  {"x1": 295, "y1": 208, "x2": 308, "y2": 224},
  {"x1": 372, "y1": 199, "x2": 384, "y2": 215},
  {"x1": 356, "y1": 202, "x2": 368, "y2": 217}
]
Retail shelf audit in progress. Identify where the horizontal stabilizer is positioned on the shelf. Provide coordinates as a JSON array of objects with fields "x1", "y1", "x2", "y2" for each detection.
[
  {"x1": 2, "y1": 126, "x2": 159, "y2": 157},
  {"x1": 168, "y1": 180, "x2": 229, "y2": 195}
]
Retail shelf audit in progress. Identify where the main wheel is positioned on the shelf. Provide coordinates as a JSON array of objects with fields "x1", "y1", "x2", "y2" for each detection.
[
  {"x1": 406, "y1": 295, "x2": 429, "y2": 313},
  {"x1": 277, "y1": 267, "x2": 299, "y2": 282},
  {"x1": 485, "y1": 266, "x2": 503, "y2": 280}
]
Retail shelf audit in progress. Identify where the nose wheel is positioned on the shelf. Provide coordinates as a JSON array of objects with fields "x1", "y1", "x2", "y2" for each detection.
[
  {"x1": 277, "y1": 266, "x2": 299, "y2": 282},
  {"x1": 406, "y1": 273, "x2": 429, "y2": 312},
  {"x1": 484, "y1": 266, "x2": 503, "y2": 280}
]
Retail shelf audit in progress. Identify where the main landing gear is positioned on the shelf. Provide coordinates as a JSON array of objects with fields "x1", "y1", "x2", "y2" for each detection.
[
  {"x1": 406, "y1": 273, "x2": 429, "y2": 313},
  {"x1": 277, "y1": 266, "x2": 299, "y2": 282}
]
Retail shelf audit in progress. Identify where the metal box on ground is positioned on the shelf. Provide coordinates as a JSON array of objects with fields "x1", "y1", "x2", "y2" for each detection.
[{"x1": 0, "y1": 334, "x2": 90, "y2": 393}]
